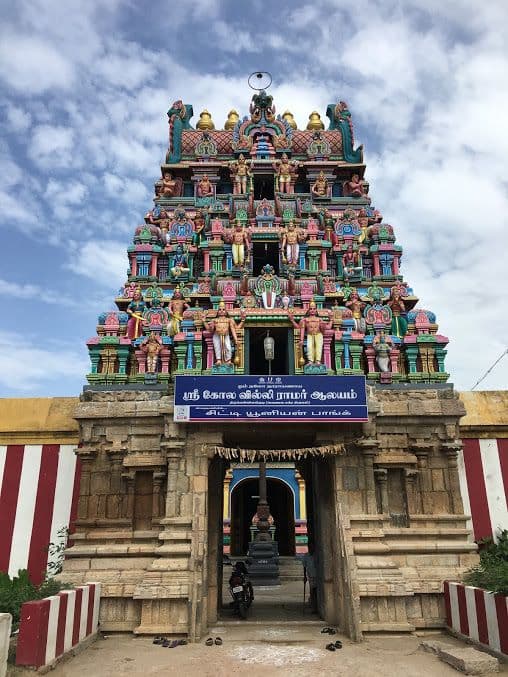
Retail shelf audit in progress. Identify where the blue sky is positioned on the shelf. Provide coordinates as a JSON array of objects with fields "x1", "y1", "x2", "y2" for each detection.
[{"x1": 0, "y1": 0, "x2": 507, "y2": 395}]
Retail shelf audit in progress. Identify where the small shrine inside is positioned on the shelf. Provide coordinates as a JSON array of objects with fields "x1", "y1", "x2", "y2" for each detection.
[{"x1": 86, "y1": 89, "x2": 449, "y2": 385}]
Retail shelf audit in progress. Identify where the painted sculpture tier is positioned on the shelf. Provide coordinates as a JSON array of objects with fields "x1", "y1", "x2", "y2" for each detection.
[{"x1": 86, "y1": 91, "x2": 449, "y2": 384}]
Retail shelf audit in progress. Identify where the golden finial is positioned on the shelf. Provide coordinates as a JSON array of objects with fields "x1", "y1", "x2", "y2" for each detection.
[
  {"x1": 306, "y1": 111, "x2": 324, "y2": 130},
  {"x1": 196, "y1": 109, "x2": 215, "y2": 130},
  {"x1": 282, "y1": 110, "x2": 297, "y2": 130},
  {"x1": 224, "y1": 109, "x2": 239, "y2": 130}
]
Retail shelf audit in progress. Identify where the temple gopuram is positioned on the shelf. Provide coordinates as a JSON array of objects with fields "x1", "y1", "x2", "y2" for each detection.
[{"x1": 61, "y1": 80, "x2": 475, "y2": 641}]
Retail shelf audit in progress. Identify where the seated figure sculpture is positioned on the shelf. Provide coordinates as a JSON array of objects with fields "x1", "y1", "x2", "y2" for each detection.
[
  {"x1": 160, "y1": 172, "x2": 176, "y2": 197},
  {"x1": 170, "y1": 244, "x2": 190, "y2": 279},
  {"x1": 311, "y1": 171, "x2": 329, "y2": 198},
  {"x1": 197, "y1": 174, "x2": 214, "y2": 197},
  {"x1": 343, "y1": 173, "x2": 366, "y2": 197}
]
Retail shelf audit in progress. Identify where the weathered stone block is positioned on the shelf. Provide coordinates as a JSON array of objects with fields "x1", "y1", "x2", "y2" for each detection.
[{"x1": 438, "y1": 646, "x2": 499, "y2": 674}]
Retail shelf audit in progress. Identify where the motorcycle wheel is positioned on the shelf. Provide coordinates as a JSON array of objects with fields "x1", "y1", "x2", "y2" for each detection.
[{"x1": 238, "y1": 601, "x2": 248, "y2": 619}]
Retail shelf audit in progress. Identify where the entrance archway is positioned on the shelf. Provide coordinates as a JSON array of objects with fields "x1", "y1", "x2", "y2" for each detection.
[{"x1": 230, "y1": 477, "x2": 296, "y2": 556}]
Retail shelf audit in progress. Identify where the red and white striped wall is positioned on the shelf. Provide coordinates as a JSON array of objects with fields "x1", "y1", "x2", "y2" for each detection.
[
  {"x1": 458, "y1": 439, "x2": 508, "y2": 542},
  {"x1": 16, "y1": 583, "x2": 101, "y2": 669},
  {"x1": 444, "y1": 581, "x2": 508, "y2": 656},
  {"x1": 0, "y1": 444, "x2": 81, "y2": 584}
]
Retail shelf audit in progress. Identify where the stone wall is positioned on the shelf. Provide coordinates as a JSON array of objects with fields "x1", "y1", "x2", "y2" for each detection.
[{"x1": 57, "y1": 384, "x2": 478, "y2": 639}]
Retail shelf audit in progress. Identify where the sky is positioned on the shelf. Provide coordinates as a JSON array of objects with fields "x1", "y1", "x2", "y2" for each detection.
[{"x1": 0, "y1": 0, "x2": 507, "y2": 396}]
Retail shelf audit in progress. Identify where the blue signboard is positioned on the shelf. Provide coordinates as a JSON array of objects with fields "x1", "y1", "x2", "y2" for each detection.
[{"x1": 174, "y1": 375, "x2": 368, "y2": 423}]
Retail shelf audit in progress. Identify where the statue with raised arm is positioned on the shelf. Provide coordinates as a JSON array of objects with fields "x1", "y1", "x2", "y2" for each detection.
[
  {"x1": 204, "y1": 301, "x2": 245, "y2": 366},
  {"x1": 230, "y1": 153, "x2": 251, "y2": 194},
  {"x1": 343, "y1": 173, "x2": 366, "y2": 198},
  {"x1": 288, "y1": 300, "x2": 332, "y2": 365},
  {"x1": 273, "y1": 153, "x2": 299, "y2": 194},
  {"x1": 280, "y1": 219, "x2": 304, "y2": 266}
]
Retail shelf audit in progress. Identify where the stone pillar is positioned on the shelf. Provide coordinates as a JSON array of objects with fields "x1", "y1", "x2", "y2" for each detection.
[
  {"x1": 411, "y1": 443, "x2": 433, "y2": 514},
  {"x1": 404, "y1": 468, "x2": 419, "y2": 516},
  {"x1": 165, "y1": 451, "x2": 181, "y2": 518},
  {"x1": 442, "y1": 442, "x2": 464, "y2": 514},
  {"x1": 357, "y1": 438, "x2": 379, "y2": 513},
  {"x1": 374, "y1": 468, "x2": 388, "y2": 514}
]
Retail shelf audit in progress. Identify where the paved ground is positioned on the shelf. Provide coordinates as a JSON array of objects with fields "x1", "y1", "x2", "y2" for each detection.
[
  {"x1": 8, "y1": 576, "x2": 507, "y2": 676},
  {"x1": 15, "y1": 630, "x2": 506, "y2": 677}
]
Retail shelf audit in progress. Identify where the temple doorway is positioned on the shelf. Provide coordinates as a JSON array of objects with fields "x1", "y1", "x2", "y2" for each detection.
[
  {"x1": 252, "y1": 241, "x2": 279, "y2": 275},
  {"x1": 229, "y1": 477, "x2": 296, "y2": 556},
  {"x1": 246, "y1": 327, "x2": 290, "y2": 374}
]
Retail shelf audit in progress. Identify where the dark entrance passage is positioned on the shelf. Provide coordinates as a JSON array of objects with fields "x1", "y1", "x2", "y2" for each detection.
[
  {"x1": 253, "y1": 175, "x2": 275, "y2": 200},
  {"x1": 247, "y1": 327, "x2": 290, "y2": 374},
  {"x1": 252, "y1": 241, "x2": 279, "y2": 275},
  {"x1": 230, "y1": 477, "x2": 295, "y2": 556}
]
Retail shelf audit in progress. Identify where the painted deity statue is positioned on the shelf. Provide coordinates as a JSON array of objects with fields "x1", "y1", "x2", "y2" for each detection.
[
  {"x1": 197, "y1": 174, "x2": 214, "y2": 197},
  {"x1": 343, "y1": 173, "x2": 366, "y2": 198},
  {"x1": 229, "y1": 154, "x2": 251, "y2": 194},
  {"x1": 280, "y1": 220, "x2": 304, "y2": 266},
  {"x1": 311, "y1": 171, "x2": 329, "y2": 198},
  {"x1": 141, "y1": 332, "x2": 162, "y2": 373},
  {"x1": 126, "y1": 288, "x2": 147, "y2": 340},
  {"x1": 170, "y1": 244, "x2": 190, "y2": 279},
  {"x1": 388, "y1": 288, "x2": 408, "y2": 337},
  {"x1": 345, "y1": 290, "x2": 366, "y2": 333},
  {"x1": 203, "y1": 302, "x2": 245, "y2": 366},
  {"x1": 288, "y1": 301, "x2": 332, "y2": 365},
  {"x1": 228, "y1": 220, "x2": 250, "y2": 267},
  {"x1": 273, "y1": 153, "x2": 299, "y2": 194},
  {"x1": 160, "y1": 172, "x2": 176, "y2": 197},
  {"x1": 373, "y1": 332, "x2": 392, "y2": 372},
  {"x1": 167, "y1": 289, "x2": 190, "y2": 336},
  {"x1": 192, "y1": 209, "x2": 207, "y2": 246}
]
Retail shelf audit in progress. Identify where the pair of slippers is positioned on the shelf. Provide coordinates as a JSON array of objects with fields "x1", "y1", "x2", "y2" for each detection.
[
  {"x1": 321, "y1": 627, "x2": 337, "y2": 635},
  {"x1": 152, "y1": 637, "x2": 187, "y2": 648},
  {"x1": 205, "y1": 637, "x2": 223, "y2": 646},
  {"x1": 326, "y1": 640, "x2": 343, "y2": 651}
]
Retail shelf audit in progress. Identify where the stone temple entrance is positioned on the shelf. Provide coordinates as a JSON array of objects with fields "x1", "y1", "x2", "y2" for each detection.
[{"x1": 230, "y1": 477, "x2": 296, "y2": 556}]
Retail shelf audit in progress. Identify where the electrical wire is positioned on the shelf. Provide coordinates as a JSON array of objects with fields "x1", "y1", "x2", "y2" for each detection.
[{"x1": 471, "y1": 348, "x2": 508, "y2": 390}]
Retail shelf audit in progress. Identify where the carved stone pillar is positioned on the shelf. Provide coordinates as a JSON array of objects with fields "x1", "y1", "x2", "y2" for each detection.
[
  {"x1": 404, "y1": 468, "x2": 419, "y2": 516},
  {"x1": 411, "y1": 443, "x2": 433, "y2": 514},
  {"x1": 121, "y1": 469, "x2": 136, "y2": 522},
  {"x1": 357, "y1": 438, "x2": 380, "y2": 513},
  {"x1": 164, "y1": 452, "x2": 181, "y2": 518},
  {"x1": 442, "y1": 442, "x2": 464, "y2": 514},
  {"x1": 152, "y1": 471, "x2": 165, "y2": 521},
  {"x1": 374, "y1": 468, "x2": 388, "y2": 514}
]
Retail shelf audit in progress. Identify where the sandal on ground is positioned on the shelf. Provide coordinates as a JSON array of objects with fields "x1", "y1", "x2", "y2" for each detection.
[
  {"x1": 153, "y1": 636, "x2": 164, "y2": 644},
  {"x1": 215, "y1": 637, "x2": 223, "y2": 645},
  {"x1": 178, "y1": 639, "x2": 187, "y2": 646},
  {"x1": 205, "y1": 637, "x2": 214, "y2": 646},
  {"x1": 321, "y1": 627, "x2": 331, "y2": 634},
  {"x1": 325, "y1": 643, "x2": 336, "y2": 651},
  {"x1": 164, "y1": 640, "x2": 179, "y2": 648},
  {"x1": 334, "y1": 640, "x2": 342, "y2": 649}
]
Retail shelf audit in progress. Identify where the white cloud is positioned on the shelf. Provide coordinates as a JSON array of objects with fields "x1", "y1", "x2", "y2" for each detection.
[
  {"x1": 0, "y1": 35, "x2": 74, "y2": 93},
  {"x1": 4, "y1": 103, "x2": 32, "y2": 132},
  {"x1": 0, "y1": 279, "x2": 77, "y2": 307},
  {"x1": 0, "y1": 330, "x2": 88, "y2": 393},
  {"x1": 29, "y1": 125, "x2": 75, "y2": 168},
  {"x1": 66, "y1": 239, "x2": 127, "y2": 288}
]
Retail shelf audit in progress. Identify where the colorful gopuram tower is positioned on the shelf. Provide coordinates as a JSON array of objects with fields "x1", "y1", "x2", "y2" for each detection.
[{"x1": 63, "y1": 82, "x2": 474, "y2": 640}]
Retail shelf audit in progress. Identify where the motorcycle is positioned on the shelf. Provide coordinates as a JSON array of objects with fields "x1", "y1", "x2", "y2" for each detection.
[{"x1": 228, "y1": 561, "x2": 254, "y2": 619}]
